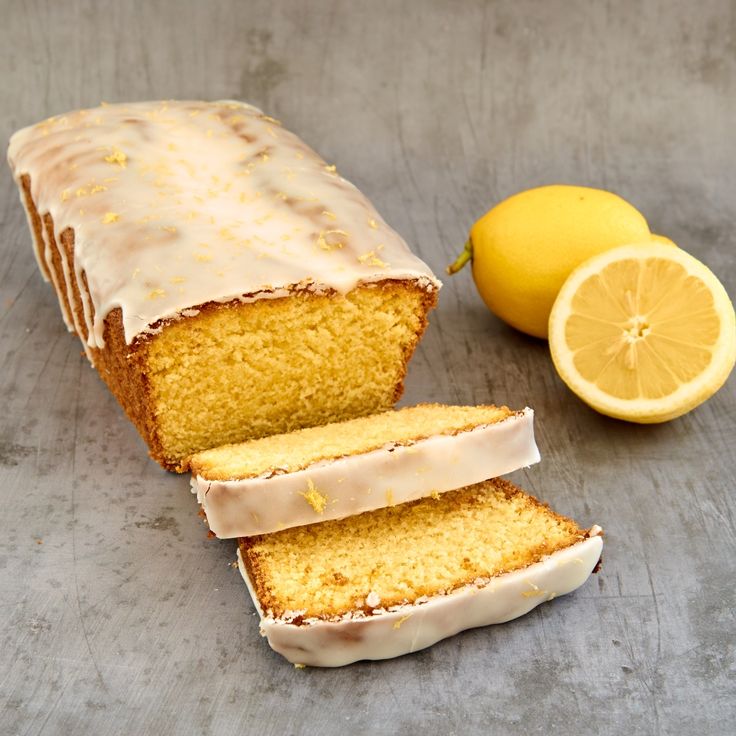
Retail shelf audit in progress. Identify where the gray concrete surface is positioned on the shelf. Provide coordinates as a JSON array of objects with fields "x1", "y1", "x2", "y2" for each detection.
[{"x1": 1, "y1": 1, "x2": 734, "y2": 734}]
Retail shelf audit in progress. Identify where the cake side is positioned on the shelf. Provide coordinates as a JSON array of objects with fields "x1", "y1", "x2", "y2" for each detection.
[
  {"x1": 193, "y1": 408, "x2": 540, "y2": 538},
  {"x1": 17, "y1": 173, "x2": 168, "y2": 458}
]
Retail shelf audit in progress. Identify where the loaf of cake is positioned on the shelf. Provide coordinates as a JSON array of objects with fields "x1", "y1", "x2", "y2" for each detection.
[
  {"x1": 191, "y1": 403, "x2": 540, "y2": 538},
  {"x1": 239, "y1": 478, "x2": 603, "y2": 667},
  {"x1": 7, "y1": 100, "x2": 440, "y2": 470}
]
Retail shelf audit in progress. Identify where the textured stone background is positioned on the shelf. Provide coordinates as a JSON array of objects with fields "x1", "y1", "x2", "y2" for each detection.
[{"x1": 1, "y1": 1, "x2": 734, "y2": 734}]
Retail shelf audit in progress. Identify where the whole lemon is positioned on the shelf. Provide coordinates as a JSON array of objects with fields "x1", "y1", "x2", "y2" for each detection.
[
  {"x1": 650, "y1": 233, "x2": 677, "y2": 247},
  {"x1": 448, "y1": 185, "x2": 652, "y2": 338}
]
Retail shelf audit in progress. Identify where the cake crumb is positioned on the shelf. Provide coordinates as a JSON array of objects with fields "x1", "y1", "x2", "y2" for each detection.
[
  {"x1": 101, "y1": 212, "x2": 120, "y2": 224},
  {"x1": 300, "y1": 479, "x2": 328, "y2": 514},
  {"x1": 294, "y1": 663, "x2": 306, "y2": 669},
  {"x1": 385, "y1": 489, "x2": 395, "y2": 506},
  {"x1": 430, "y1": 491, "x2": 441, "y2": 500}
]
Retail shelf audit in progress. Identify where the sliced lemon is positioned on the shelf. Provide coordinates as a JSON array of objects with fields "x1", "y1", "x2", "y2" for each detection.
[{"x1": 548, "y1": 243, "x2": 735, "y2": 422}]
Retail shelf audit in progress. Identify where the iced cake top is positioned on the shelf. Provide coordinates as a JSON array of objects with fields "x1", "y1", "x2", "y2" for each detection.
[{"x1": 8, "y1": 100, "x2": 440, "y2": 347}]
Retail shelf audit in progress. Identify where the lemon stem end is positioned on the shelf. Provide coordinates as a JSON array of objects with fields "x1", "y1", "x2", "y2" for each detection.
[{"x1": 446, "y1": 239, "x2": 473, "y2": 275}]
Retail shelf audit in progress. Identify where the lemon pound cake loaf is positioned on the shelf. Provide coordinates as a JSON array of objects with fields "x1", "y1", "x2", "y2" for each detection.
[
  {"x1": 7, "y1": 101, "x2": 440, "y2": 471},
  {"x1": 191, "y1": 404, "x2": 540, "y2": 538},
  {"x1": 239, "y1": 479, "x2": 603, "y2": 667}
]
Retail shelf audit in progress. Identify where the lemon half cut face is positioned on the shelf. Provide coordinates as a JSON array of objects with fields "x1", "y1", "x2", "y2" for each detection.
[{"x1": 548, "y1": 243, "x2": 735, "y2": 423}]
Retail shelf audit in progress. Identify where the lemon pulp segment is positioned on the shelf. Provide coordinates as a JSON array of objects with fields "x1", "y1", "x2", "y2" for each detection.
[{"x1": 567, "y1": 257, "x2": 719, "y2": 399}]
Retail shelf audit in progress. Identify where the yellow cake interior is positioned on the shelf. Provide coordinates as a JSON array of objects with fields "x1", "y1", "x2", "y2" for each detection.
[
  {"x1": 191, "y1": 403, "x2": 512, "y2": 480},
  {"x1": 145, "y1": 281, "x2": 434, "y2": 470},
  {"x1": 240, "y1": 479, "x2": 587, "y2": 619}
]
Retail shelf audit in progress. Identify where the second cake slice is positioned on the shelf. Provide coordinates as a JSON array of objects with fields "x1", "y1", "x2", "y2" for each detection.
[
  {"x1": 190, "y1": 404, "x2": 540, "y2": 537},
  {"x1": 239, "y1": 478, "x2": 602, "y2": 667}
]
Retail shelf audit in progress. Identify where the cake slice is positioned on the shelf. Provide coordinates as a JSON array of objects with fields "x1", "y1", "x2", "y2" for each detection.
[
  {"x1": 190, "y1": 404, "x2": 540, "y2": 538},
  {"x1": 239, "y1": 478, "x2": 602, "y2": 667},
  {"x1": 8, "y1": 100, "x2": 439, "y2": 470}
]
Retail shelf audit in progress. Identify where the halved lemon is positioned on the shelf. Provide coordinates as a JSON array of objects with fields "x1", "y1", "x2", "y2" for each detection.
[{"x1": 548, "y1": 243, "x2": 735, "y2": 422}]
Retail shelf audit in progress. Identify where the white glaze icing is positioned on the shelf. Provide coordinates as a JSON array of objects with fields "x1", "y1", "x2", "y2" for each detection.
[
  {"x1": 193, "y1": 408, "x2": 540, "y2": 538},
  {"x1": 8, "y1": 100, "x2": 440, "y2": 348},
  {"x1": 238, "y1": 527, "x2": 603, "y2": 667}
]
